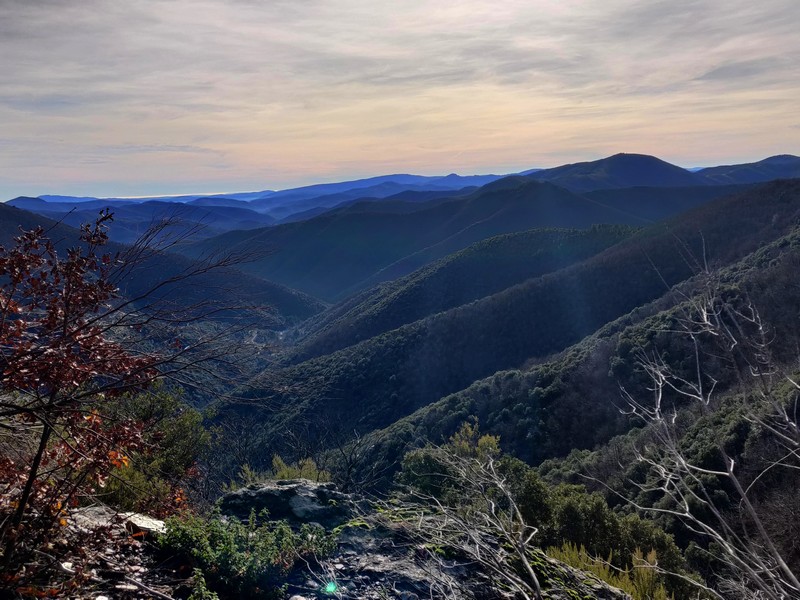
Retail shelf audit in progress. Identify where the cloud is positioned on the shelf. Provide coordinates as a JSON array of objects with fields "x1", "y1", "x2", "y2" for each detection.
[
  {"x1": 697, "y1": 58, "x2": 792, "y2": 83},
  {"x1": 102, "y1": 143, "x2": 223, "y2": 156},
  {"x1": 0, "y1": 0, "x2": 798, "y2": 198}
]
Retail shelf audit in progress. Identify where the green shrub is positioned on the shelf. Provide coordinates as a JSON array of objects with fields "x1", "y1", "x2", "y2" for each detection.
[
  {"x1": 188, "y1": 569, "x2": 220, "y2": 600},
  {"x1": 159, "y1": 510, "x2": 336, "y2": 599},
  {"x1": 399, "y1": 420, "x2": 693, "y2": 597},
  {"x1": 102, "y1": 384, "x2": 210, "y2": 514},
  {"x1": 398, "y1": 420, "x2": 499, "y2": 498}
]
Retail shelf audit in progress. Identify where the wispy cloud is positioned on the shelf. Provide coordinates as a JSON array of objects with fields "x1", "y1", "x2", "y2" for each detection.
[{"x1": 0, "y1": 0, "x2": 798, "y2": 198}]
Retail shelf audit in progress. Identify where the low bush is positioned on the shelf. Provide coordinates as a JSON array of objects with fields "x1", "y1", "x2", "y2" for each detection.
[{"x1": 159, "y1": 510, "x2": 336, "y2": 599}]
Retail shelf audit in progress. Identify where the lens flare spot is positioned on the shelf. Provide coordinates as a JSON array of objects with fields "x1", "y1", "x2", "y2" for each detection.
[{"x1": 324, "y1": 581, "x2": 338, "y2": 594}]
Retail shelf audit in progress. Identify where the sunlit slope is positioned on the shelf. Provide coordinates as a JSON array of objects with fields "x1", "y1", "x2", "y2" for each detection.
[{"x1": 291, "y1": 225, "x2": 636, "y2": 363}]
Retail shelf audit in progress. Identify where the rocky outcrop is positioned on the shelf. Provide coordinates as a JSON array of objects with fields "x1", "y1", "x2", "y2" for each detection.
[
  {"x1": 281, "y1": 523, "x2": 632, "y2": 599},
  {"x1": 218, "y1": 480, "x2": 632, "y2": 600},
  {"x1": 218, "y1": 479, "x2": 364, "y2": 528},
  {"x1": 284, "y1": 515, "x2": 509, "y2": 600}
]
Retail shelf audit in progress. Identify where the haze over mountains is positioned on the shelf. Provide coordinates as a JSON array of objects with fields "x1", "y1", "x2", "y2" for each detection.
[
  {"x1": 3, "y1": 150, "x2": 798, "y2": 357},
  {"x1": 6, "y1": 153, "x2": 797, "y2": 306},
  {"x1": 4, "y1": 152, "x2": 796, "y2": 307},
  {"x1": 7, "y1": 149, "x2": 795, "y2": 383},
  {"x1": 0, "y1": 202, "x2": 322, "y2": 330},
  {"x1": 175, "y1": 153, "x2": 797, "y2": 301},
  {"x1": 8, "y1": 153, "x2": 799, "y2": 231}
]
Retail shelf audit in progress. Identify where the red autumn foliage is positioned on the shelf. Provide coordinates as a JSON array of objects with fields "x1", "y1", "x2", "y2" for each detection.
[
  {"x1": 0, "y1": 213, "x2": 158, "y2": 399},
  {"x1": 0, "y1": 213, "x2": 164, "y2": 586}
]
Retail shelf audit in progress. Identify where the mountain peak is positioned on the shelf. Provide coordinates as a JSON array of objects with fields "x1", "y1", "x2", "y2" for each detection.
[
  {"x1": 527, "y1": 153, "x2": 700, "y2": 192},
  {"x1": 607, "y1": 152, "x2": 658, "y2": 159}
]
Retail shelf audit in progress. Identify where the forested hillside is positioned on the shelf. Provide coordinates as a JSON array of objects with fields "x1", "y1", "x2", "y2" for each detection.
[
  {"x1": 183, "y1": 174, "x2": 752, "y2": 301},
  {"x1": 183, "y1": 179, "x2": 643, "y2": 300},
  {"x1": 351, "y1": 217, "x2": 800, "y2": 480},
  {"x1": 219, "y1": 180, "x2": 800, "y2": 470}
]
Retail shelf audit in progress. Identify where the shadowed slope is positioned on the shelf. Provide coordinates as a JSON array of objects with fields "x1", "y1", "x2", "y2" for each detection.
[{"x1": 184, "y1": 180, "x2": 646, "y2": 301}]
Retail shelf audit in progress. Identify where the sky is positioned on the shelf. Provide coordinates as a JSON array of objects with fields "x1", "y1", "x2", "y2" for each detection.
[{"x1": 1, "y1": 0, "x2": 798, "y2": 199}]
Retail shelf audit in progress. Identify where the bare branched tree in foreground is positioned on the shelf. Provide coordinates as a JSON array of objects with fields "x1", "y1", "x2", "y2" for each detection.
[
  {"x1": 621, "y1": 277, "x2": 800, "y2": 599},
  {"x1": 397, "y1": 445, "x2": 543, "y2": 600}
]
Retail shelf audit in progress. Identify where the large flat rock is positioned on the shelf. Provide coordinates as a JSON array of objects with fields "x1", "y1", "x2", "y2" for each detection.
[{"x1": 218, "y1": 479, "x2": 359, "y2": 528}]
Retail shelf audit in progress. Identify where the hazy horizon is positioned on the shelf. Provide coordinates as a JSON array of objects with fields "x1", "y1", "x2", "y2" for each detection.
[
  {"x1": 2, "y1": 0, "x2": 798, "y2": 199},
  {"x1": 5, "y1": 150, "x2": 798, "y2": 202}
]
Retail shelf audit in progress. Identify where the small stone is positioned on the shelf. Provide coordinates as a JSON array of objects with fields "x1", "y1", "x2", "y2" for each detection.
[{"x1": 122, "y1": 512, "x2": 166, "y2": 536}]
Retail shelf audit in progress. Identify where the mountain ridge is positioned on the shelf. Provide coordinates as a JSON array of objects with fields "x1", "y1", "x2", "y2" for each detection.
[
  {"x1": 10, "y1": 152, "x2": 796, "y2": 212},
  {"x1": 289, "y1": 225, "x2": 637, "y2": 363},
  {"x1": 0, "y1": 203, "x2": 324, "y2": 329},
  {"x1": 696, "y1": 153, "x2": 800, "y2": 184},
  {"x1": 182, "y1": 179, "x2": 648, "y2": 301}
]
